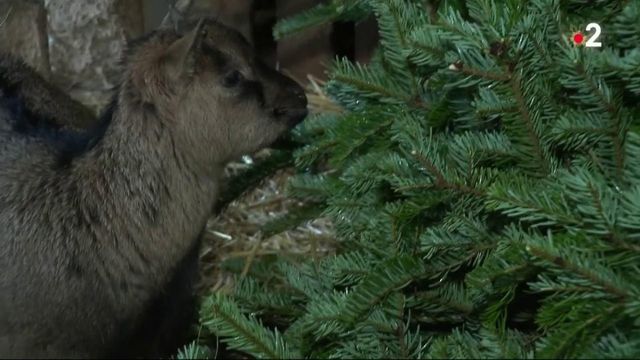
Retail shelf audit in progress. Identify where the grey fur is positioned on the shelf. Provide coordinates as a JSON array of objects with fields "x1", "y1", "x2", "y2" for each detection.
[
  {"x1": 0, "y1": 18, "x2": 306, "y2": 358},
  {"x1": 0, "y1": 54, "x2": 96, "y2": 131}
]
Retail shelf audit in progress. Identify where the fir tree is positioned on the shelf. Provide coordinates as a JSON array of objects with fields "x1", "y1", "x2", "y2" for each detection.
[{"x1": 187, "y1": 0, "x2": 640, "y2": 358}]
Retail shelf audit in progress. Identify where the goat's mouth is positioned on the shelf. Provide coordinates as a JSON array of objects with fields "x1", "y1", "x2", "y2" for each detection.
[{"x1": 273, "y1": 107, "x2": 309, "y2": 127}]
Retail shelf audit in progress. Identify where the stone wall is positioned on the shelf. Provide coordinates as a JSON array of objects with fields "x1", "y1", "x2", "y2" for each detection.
[{"x1": 45, "y1": 0, "x2": 144, "y2": 112}]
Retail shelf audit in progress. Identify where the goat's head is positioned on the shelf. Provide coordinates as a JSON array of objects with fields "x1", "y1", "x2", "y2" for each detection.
[{"x1": 124, "y1": 15, "x2": 308, "y2": 165}]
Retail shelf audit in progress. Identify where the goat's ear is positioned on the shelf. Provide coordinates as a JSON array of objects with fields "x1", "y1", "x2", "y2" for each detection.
[{"x1": 164, "y1": 19, "x2": 206, "y2": 78}]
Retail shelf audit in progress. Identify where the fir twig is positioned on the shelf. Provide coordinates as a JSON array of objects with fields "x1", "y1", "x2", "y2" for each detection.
[{"x1": 200, "y1": 293, "x2": 301, "y2": 359}]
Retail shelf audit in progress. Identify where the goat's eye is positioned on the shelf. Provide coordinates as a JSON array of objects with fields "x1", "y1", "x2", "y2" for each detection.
[{"x1": 222, "y1": 70, "x2": 244, "y2": 87}]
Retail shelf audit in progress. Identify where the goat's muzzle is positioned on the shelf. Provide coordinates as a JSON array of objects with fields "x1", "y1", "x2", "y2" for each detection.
[{"x1": 274, "y1": 84, "x2": 308, "y2": 127}]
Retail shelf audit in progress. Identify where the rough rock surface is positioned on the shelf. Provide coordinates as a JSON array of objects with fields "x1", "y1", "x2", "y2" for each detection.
[
  {"x1": 0, "y1": 0, "x2": 50, "y2": 78},
  {"x1": 45, "y1": 0, "x2": 144, "y2": 113}
]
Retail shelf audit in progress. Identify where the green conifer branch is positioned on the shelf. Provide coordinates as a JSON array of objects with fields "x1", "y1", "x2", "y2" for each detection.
[
  {"x1": 340, "y1": 255, "x2": 426, "y2": 324},
  {"x1": 508, "y1": 74, "x2": 549, "y2": 175},
  {"x1": 192, "y1": 1, "x2": 640, "y2": 357},
  {"x1": 573, "y1": 62, "x2": 626, "y2": 180},
  {"x1": 200, "y1": 293, "x2": 301, "y2": 359},
  {"x1": 540, "y1": 303, "x2": 624, "y2": 358},
  {"x1": 525, "y1": 245, "x2": 629, "y2": 299}
]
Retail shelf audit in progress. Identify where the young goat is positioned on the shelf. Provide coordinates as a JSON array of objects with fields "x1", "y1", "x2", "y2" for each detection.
[{"x1": 0, "y1": 18, "x2": 307, "y2": 358}]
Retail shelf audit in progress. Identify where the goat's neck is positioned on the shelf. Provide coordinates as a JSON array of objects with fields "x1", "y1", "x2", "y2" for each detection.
[{"x1": 76, "y1": 99, "x2": 220, "y2": 284}]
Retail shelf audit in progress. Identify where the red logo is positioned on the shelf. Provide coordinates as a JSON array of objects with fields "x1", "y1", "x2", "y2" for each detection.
[{"x1": 572, "y1": 32, "x2": 585, "y2": 45}]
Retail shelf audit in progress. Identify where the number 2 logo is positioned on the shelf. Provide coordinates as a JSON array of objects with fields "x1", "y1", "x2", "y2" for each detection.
[{"x1": 585, "y1": 22, "x2": 602, "y2": 48}]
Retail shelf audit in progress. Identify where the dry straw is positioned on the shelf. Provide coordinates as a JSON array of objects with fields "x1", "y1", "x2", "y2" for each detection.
[{"x1": 199, "y1": 75, "x2": 341, "y2": 294}]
